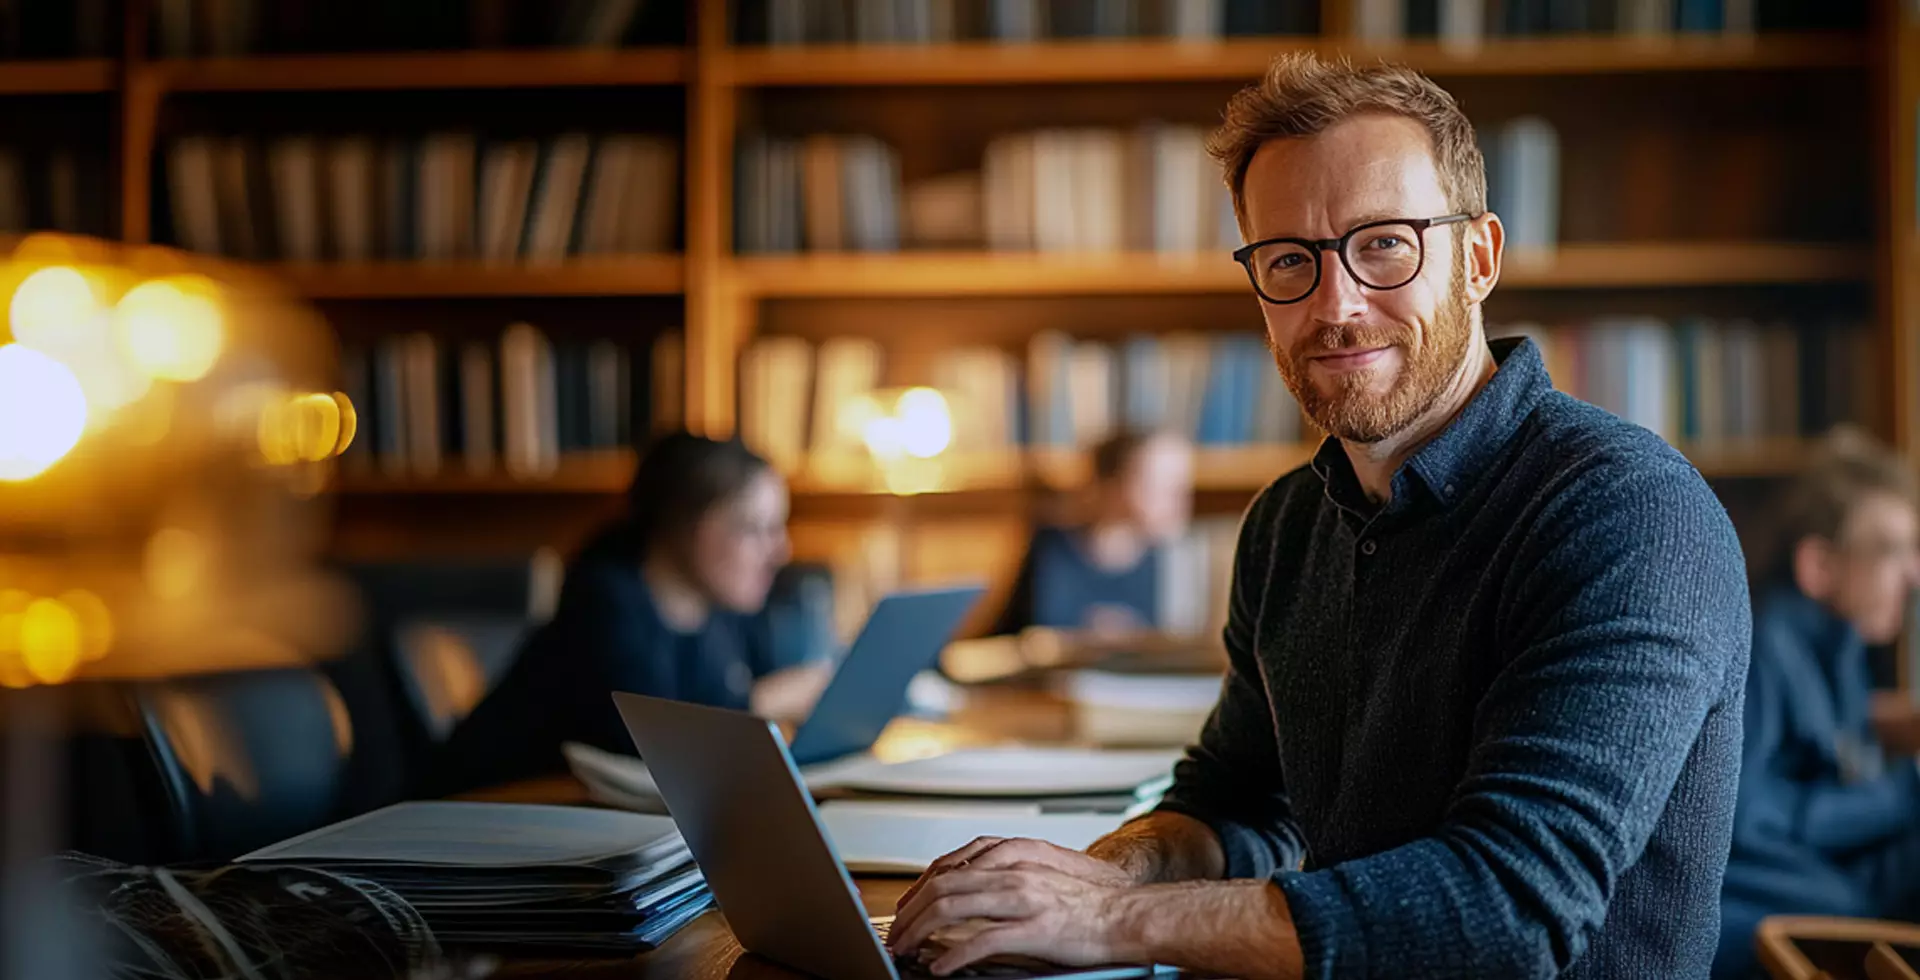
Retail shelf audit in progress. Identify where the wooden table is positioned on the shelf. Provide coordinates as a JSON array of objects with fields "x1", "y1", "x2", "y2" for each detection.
[{"x1": 472, "y1": 685, "x2": 1140, "y2": 980}]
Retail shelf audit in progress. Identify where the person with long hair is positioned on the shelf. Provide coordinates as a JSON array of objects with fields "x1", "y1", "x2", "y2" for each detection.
[
  {"x1": 434, "y1": 432, "x2": 829, "y2": 793},
  {"x1": 1716, "y1": 427, "x2": 1920, "y2": 978}
]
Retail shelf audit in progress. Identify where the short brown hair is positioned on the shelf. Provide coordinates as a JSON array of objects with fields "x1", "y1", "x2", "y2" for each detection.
[
  {"x1": 1209, "y1": 52, "x2": 1486, "y2": 226},
  {"x1": 1091, "y1": 428, "x2": 1168, "y2": 483},
  {"x1": 1756, "y1": 425, "x2": 1919, "y2": 583}
]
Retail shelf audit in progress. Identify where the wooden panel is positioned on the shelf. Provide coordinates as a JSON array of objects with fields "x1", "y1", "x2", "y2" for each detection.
[
  {"x1": 733, "y1": 244, "x2": 1870, "y2": 299},
  {"x1": 153, "y1": 49, "x2": 689, "y2": 92},
  {"x1": 720, "y1": 34, "x2": 1866, "y2": 87},
  {"x1": 0, "y1": 59, "x2": 116, "y2": 94},
  {"x1": 332, "y1": 451, "x2": 637, "y2": 495},
  {"x1": 266, "y1": 256, "x2": 686, "y2": 298}
]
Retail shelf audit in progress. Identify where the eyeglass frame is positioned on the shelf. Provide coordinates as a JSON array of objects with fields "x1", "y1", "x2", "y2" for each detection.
[{"x1": 1231, "y1": 212, "x2": 1479, "y2": 305}]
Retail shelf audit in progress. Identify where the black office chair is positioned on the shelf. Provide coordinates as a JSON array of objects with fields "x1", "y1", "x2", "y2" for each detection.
[{"x1": 130, "y1": 667, "x2": 357, "y2": 863}]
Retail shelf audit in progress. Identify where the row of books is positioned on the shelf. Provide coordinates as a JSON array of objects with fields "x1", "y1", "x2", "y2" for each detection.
[
  {"x1": 1495, "y1": 319, "x2": 1871, "y2": 445},
  {"x1": 1354, "y1": 0, "x2": 1859, "y2": 41},
  {"x1": 0, "y1": 146, "x2": 114, "y2": 239},
  {"x1": 735, "y1": 0, "x2": 1318, "y2": 44},
  {"x1": 151, "y1": 0, "x2": 668, "y2": 56},
  {"x1": 735, "y1": 115, "x2": 1566, "y2": 256},
  {"x1": 338, "y1": 325, "x2": 683, "y2": 480},
  {"x1": 166, "y1": 132, "x2": 680, "y2": 264},
  {"x1": 735, "y1": 331, "x2": 1301, "y2": 472},
  {"x1": 734, "y1": 124, "x2": 1241, "y2": 255},
  {"x1": 0, "y1": 0, "x2": 112, "y2": 59}
]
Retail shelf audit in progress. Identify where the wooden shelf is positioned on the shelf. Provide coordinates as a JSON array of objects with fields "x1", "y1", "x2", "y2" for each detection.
[
  {"x1": 333, "y1": 451, "x2": 637, "y2": 494},
  {"x1": 719, "y1": 33, "x2": 1866, "y2": 87},
  {"x1": 0, "y1": 59, "x2": 115, "y2": 94},
  {"x1": 267, "y1": 256, "x2": 685, "y2": 298},
  {"x1": 327, "y1": 438, "x2": 1814, "y2": 497},
  {"x1": 731, "y1": 243, "x2": 1869, "y2": 299},
  {"x1": 150, "y1": 48, "x2": 689, "y2": 92}
]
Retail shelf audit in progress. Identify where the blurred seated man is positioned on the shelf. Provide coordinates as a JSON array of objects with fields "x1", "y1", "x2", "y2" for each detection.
[
  {"x1": 1717, "y1": 428, "x2": 1920, "y2": 979},
  {"x1": 988, "y1": 428, "x2": 1193, "y2": 642},
  {"x1": 431, "y1": 432, "x2": 831, "y2": 794}
]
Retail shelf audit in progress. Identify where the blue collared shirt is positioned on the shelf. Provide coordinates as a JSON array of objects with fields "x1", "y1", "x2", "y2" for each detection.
[{"x1": 1156, "y1": 337, "x2": 1752, "y2": 978}]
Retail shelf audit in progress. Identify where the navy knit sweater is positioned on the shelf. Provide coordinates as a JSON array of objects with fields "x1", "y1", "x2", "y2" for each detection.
[{"x1": 1155, "y1": 338, "x2": 1752, "y2": 978}]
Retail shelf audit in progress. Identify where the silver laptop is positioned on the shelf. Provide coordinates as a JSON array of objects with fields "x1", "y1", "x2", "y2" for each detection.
[{"x1": 613, "y1": 692, "x2": 1168, "y2": 980}]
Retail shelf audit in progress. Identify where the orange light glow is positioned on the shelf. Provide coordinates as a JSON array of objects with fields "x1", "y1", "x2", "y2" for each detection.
[
  {"x1": 19, "y1": 597, "x2": 81, "y2": 684},
  {"x1": 115, "y1": 275, "x2": 226, "y2": 382}
]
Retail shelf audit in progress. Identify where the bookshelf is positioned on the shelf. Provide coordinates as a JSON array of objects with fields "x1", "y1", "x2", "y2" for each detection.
[
  {"x1": 0, "y1": 58, "x2": 115, "y2": 93},
  {"x1": 730, "y1": 243, "x2": 1871, "y2": 299},
  {"x1": 266, "y1": 256, "x2": 687, "y2": 299},
  {"x1": 717, "y1": 32, "x2": 1869, "y2": 86},
  {"x1": 28, "y1": 0, "x2": 1900, "y2": 598}
]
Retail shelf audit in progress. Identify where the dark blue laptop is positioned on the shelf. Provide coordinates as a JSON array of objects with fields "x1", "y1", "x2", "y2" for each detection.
[{"x1": 784, "y1": 584, "x2": 984, "y2": 767}]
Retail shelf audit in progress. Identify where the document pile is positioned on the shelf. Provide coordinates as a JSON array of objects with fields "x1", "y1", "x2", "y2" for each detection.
[
  {"x1": 567, "y1": 740, "x2": 1182, "y2": 873},
  {"x1": 237, "y1": 801, "x2": 712, "y2": 954}
]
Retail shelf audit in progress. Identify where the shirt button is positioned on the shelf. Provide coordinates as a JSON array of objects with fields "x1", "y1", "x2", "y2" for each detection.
[{"x1": 1360, "y1": 540, "x2": 1377, "y2": 556}]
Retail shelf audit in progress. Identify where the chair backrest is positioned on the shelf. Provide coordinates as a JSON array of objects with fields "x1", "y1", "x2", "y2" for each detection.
[
  {"x1": 392, "y1": 614, "x2": 528, "y2": 741},
  {"x1": 1758, "y1": 916, "x2": 1920, "y2": 980},
  {"x1": 131, "y1": 668, "x2": 356, "y2": 863}
]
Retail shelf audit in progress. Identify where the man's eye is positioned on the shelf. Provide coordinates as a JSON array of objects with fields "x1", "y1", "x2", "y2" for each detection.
[{"x1": 1370, "y1": 235, "x2": 1404, "y2": 250}]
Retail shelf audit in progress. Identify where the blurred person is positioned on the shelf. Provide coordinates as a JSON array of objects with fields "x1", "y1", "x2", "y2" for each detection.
[
  {"x1": 886, "y1": 53, "x2": 1750, "y2": 980},
  {"x1": 432, "y1": 432, "x2": 830, "y2": 794},
  {"x1": 1715, "y1": 428, "x2": 1920, "y2": 980},
  {"x1": 988, "y1": 428, "x2": 1193, "y2": 641}
]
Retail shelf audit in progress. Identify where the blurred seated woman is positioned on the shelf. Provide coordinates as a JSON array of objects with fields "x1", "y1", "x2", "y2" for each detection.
[
  {"x1": 988, "y1": 429, "x2": 1193, "y2": 641},
  {"x1": 433, "y1": 433, "x2": 830, "y2": 793},
  {"x1": 1716, "y1": 428, "x2": 1920, "y2": 979}
]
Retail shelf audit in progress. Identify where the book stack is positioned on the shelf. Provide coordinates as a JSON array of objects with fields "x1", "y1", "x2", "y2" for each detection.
[
  {"x1": 732, "y1": 122, "x2": 1241, "y2": 255},
  {"x1": 734, "y1": 331, "x2": 1299, "y2": 467},
  {"x1": 236, "y1": 801, "x2": 713, "y2": 955},
  {"x1": 152, "y1": 0, "x2": 660, "y2": 55},
  {"x1": 166, "y1": 132, "x2": 680, "y2": 263},
  {"x1": 0, "y1": 145, "x2": 113, "y2": 240},
  {"x1": 0, "y1": 0, "x2": 114, "y2": 56},
  {"x1": 734, "y1": 0, "x2": 1320, "y2": 44},
  {"x1": 339, "y1": 325, "x2": 682, "y2": 480},
  {"x1": 1495, "y1": 319, "x2": 1872, "y2": 445},
  {"x1": 1354, "y1": 0, "x2": 1857, "y2": 44}
]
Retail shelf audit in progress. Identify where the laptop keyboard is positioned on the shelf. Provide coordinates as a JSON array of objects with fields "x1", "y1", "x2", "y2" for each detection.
[{"x1": 873, "y1": 918, "x2": 1031, "y2": 978}]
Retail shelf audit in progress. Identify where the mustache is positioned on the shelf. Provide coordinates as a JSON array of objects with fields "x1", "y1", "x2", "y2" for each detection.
[{"x1": 1286, "y1": 323, "x2": 1412, "y2": 360}]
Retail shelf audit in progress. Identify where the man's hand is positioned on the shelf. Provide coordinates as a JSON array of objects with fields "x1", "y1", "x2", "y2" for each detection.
[
  {"x1": 898, "y1": 837, "x2": 1134, "y2": 913},
  {"x1": 888, "y1": 860, "x2": 1139, "y2": 976}
]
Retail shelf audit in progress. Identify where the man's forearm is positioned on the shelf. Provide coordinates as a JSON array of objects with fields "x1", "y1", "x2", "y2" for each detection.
[
  {"x1": 1086, "y1": 811, "x2": 1227, "y2": 885},
  {"x1": 1108, "y1": 879, "x2": 1304, "y2": 980}
]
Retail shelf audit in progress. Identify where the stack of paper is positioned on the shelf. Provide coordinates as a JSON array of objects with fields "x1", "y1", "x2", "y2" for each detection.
[
  {"x1": 1056, "y1": 669, "x2": 1224, "y2": 747},
  {"x1": 817, "y1": 799, "x2": 1154, "y2": 874},
  {"x1": 237, "y1": 802, "x2": 713, "y2": 954}
]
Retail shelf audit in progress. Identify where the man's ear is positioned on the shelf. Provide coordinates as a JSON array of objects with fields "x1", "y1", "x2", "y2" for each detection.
[
  {"x1": 1792, "y1": 535, "x2": 1838, "y2": 602},
  {"x1": 1465, "y1": 212, "x2": 1503, "y2": 306}
]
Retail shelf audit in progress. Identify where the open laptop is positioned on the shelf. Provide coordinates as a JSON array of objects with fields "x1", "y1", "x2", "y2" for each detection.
[
  {"x1": 786, "y1": 584, "x2": 984, "y2": 767},
  {"x1": 615, "y1": 692, "x2": 1168, "y2": 980}
]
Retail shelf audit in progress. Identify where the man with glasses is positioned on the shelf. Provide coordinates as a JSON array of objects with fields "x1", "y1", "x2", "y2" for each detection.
[
  {"x1": 888, "y1": 53, "x2": 1751, "y2": 979},
  {"x1": 1717, "y1": 429, "x2": 1920, "y2": 979}
]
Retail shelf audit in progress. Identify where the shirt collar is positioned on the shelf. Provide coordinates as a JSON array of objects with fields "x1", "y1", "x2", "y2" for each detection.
[{"x1": 1310, "y1": 337, "x2": 1554, "y2": 516}]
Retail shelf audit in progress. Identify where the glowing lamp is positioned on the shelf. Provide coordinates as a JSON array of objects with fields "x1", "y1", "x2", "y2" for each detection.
[{"x1": 0, "y1": 342, "x2": 88, "y2": 481}]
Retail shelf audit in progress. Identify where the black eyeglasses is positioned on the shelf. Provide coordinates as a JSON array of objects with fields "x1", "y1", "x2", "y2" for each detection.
[{"x1": 1231, "y1": 213, "x2": 1476, "y2": 305}]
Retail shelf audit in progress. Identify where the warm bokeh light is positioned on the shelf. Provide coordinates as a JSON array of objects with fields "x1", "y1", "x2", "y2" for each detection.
[
  {"x1": 145, "y1": 527, "x2": 210, "y2": 600},
  {"x1": 61, "y1": 589, "x2": 113, "y2": 662},
  {"x1": 257, "y1": 390, "x2": 355, "y2": 465},
  {"x1": 19, "y1": 597, "x2": 81, "y2": 685},
  {"x1": 895, "y1": 387, "x2": 953, "y2": 459},
  {"x1": 10, "y1": 265, "x2": 105, "y2": 351},
  {"x1": 114, "y1": 275, "x2": 226, "y2": 382},
  {"x1": 330, "y1": 391, "x2": 358, "y2": 456},
  {"x1": 0, "y1": 342, "x2": 89, "y2": 481}
]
